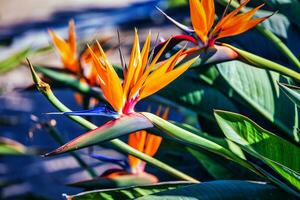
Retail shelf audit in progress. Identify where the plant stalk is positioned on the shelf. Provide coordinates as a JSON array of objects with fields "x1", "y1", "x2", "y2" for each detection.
[{"x1": 223, "y1": 43, "x2": 300, "y2": 82}]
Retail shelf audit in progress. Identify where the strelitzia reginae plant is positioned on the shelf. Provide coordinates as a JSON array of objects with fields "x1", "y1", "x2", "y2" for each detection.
[
  {"x1": 43, "y1": 29, "x2": 198, "y2": 155},
  {"x1": 156, "y1": 0, "x2": 300, "y2": 81}
]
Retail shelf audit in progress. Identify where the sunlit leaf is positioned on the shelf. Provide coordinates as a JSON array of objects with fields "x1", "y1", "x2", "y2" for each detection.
[
  {"x1": 217, "y1": 60, "x2": 299, "y2": 142},
  {"x1": 214, "y1": 110, "x2": 300, "y2": 191}
]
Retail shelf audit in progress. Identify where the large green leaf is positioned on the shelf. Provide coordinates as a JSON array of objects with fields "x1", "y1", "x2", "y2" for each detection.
[
  {"x1": 214, "y1": 110, "x2": 300, "y2": 191},
  {"x1": 66, "y1": 181, "x2": 192, "y2": 200},
  {"x1": 138, "y1": 180, "x2": 292, "y2": 200},
  {"x1": 278, "y1": 82, "x2": 300, "y2": 107},
  {"x1": 217, "y1": 60, "x2": 300, "y2": 142}
]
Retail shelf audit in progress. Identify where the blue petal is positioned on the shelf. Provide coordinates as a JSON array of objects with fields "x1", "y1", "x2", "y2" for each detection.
[
  {"x1": 47, "y1": 105, "x2": 119, "y2": 118},
  {"x1": 90, "y1": 153, "x2": 129, "y2": 169}
]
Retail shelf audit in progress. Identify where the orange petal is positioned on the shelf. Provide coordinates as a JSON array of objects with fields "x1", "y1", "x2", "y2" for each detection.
[
  {"x1": 213, "y1": 0, "x2": 250, "y2": 35},
  {"x1": 123, "y1": 29, "x2": 140, "y2": 99},
  {"x1": 139, "y1": 31, "x2": 151, "y2": 79},
  {"x1": 189, "y1": 0, "x2": 208, "y2": 43},
  {"x1": 219, "y1": 4, "x2": 264, "y2": 31},
  {"x1": 128, "y1": 38, "x2": 172, "y2": 99},
  {"x1": 48, "y1": 27, "x2": 78, "y2": 72},
  {"x1": 68, "y1": 19, "x2": 76, "y2": 55},
  {"x1": 144, "y1": 133, "x2": 162, "y2": 157},
  {"x1": 128, "y1": 130, "x2": 147, "y2": 170},
  {"x1": 216, "y1": 14, "x2": 271, "y2": 39},
  {"x1": 202, "y1": 0, "x2": 215, "y2": 33},
  {"x1": 162, "y1": 107, "x2": 170, "y2": 120}
]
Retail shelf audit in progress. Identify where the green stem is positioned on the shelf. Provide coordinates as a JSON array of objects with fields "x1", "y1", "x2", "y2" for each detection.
[
  {"x1": 28, "y1": 59, "x2": 198, "y2": 183},
  {"x1": 142, "y1": 112, "x2": 264, "y2": 178},
  {"x1": 255, "y1": 26, "x2": 300, "y2": 69},
  {"x1": 43, "y1": 123, "x2": 98, "y2": 178},
  {"x1": 217, "y1": 0, "x2": 300, "y2": 69},
  {"x1": 223, "y1": 43, "x2": 300, "y2": 82}
]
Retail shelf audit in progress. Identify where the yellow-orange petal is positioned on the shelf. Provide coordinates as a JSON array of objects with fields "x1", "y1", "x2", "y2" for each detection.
[
  {"x1": 144, "y1": 133, "x2": 162, "y2": 157},
  {"x1": 216, "y1": 14, "x2": 271, "y2": 39},
  {"x1": 68, "y1": 20, "x2": 76, "y2": 55},
  {"x1": 139, "y1": 56, "x2": 198, "y2": 99},
  {"x1": 202, "y1": 0, "x2": 215, "y2": 33},
  {"x1": 213, "y1": 0, "x2": 250, "y2": 34},
  {"x1": 123, "y1": 30, "x2": 140, "y2": 99},
  {"x1": 128, "y1": 38, "x2": 172, "y2": 99},
  {"x1": 218, "y1": 4, "x2": 264, "y2": 32},
  {"x1": 128, "y1": 130, "x2": 147, "y2": 169},
  {"x1": 189, "y1": 0, "x2": 208, "y2": 43}
]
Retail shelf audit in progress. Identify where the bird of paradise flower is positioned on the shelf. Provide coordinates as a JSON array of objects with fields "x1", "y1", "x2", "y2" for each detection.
[
  {"x1": 156, "y1": 0, "x2": 273, "y2": 63},
  {"x1": 48, "y1": 20, "x2": 108, "y2": 104},
  {"x1": 45, "y1": 29, "x2": 198, "y2": 156}
]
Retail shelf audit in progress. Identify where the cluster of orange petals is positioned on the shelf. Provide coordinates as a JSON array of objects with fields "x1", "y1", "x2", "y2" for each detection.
[
  {"x1": 49, "y1": 20, "x2": 100, "y2": 86},
  {"x1": 88, "y1": 30, "x2": 197, "y2": 114},
  {"x1": 48, "y1": 20, "x2": 80, "y2": 74},
  {"x1": 189, "y1": 0, "x2": 271, "y2": 46}
]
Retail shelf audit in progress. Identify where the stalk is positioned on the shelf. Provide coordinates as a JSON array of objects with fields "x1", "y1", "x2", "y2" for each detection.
[
  {"x1": 223, "y1": 43, "x2": 300, "y2": 82},
  {"x1": 28, "y1": 59, "x2": 198, "y2": 183}
]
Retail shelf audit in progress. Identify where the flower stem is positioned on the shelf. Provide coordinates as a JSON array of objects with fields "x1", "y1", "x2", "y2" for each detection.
[
  {"x1": 223, "y1": 43, "x2": 300, "y2": 82},
  {"x1": 27, "y1": 59, "x2": 198, "y2": 183}
]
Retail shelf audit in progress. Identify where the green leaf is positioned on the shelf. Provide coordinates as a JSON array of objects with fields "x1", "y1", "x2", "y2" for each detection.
[
  {"x1": 187, "y1": 148, "x2": 235, "y2": 179},
  {"x1": 214, "y1": 110, "x2": 300, "y2": 191},
  {"x1": 0, "y1": 48, "x2": 31, "y2": 74},
  {"x1": 278, "y1": 82, "x2": 300, "y2": 107},
  {"x1": 44, "y1": 113, "x2": 153, "y2": 156},
  {"x1": 66, "y1": 181, "x2": 192, "y2": 200},
  {"x1": 138, "y1": 180, "x2": 293, "y2": 200},
  {"x1": 35, "y1": 66, "x2": 104, "y2": 100},
  {"x1": 217, "y1": 60, "x2": 300, "y2": 142}
]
